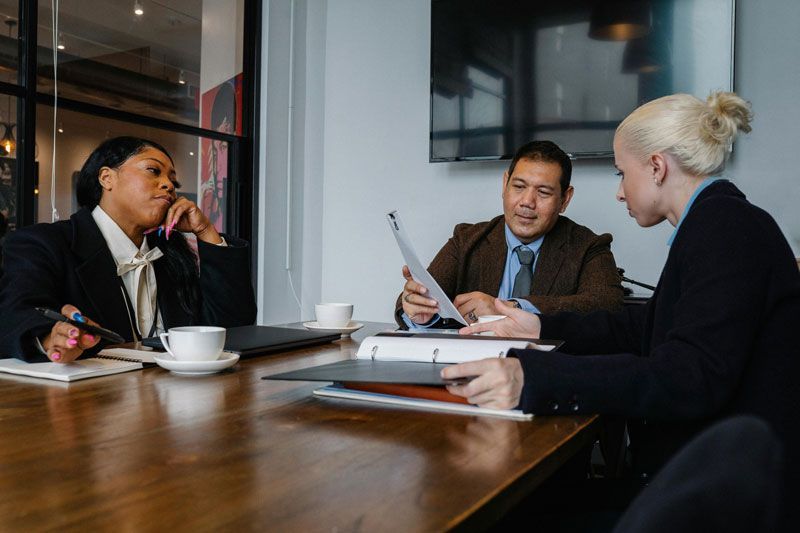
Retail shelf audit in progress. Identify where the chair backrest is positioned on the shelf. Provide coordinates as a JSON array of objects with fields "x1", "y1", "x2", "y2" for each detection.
[{"x1": 612, "y1": 416, "x2": 785, "y2": 533}]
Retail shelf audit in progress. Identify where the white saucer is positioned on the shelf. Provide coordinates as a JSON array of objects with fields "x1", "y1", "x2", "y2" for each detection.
[
  {"x1": 153, "y1": 352, "x2": 240, "y2": 375},
  {"x1": 303, "y1": 321, "x2": 364, "y2": 337}
]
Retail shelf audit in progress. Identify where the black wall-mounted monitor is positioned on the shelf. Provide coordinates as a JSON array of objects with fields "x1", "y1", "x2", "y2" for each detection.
[{"x1": 430, "y1": 0, "x2": 735, "y2": 162}]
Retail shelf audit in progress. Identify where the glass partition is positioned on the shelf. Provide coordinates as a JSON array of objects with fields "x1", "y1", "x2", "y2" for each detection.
[{"x1": 35, "y1": 104, "x2": 230, "y2": 232}]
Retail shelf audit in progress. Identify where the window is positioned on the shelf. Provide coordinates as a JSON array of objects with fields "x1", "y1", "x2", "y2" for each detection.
[{"x1": 0, "y1": 0, "x2": 259, "y2": 243}]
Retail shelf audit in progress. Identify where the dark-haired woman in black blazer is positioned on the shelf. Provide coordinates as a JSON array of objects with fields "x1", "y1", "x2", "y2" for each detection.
[{"x1": 0, "y1": 136, "x2": 256, "y2": 363}]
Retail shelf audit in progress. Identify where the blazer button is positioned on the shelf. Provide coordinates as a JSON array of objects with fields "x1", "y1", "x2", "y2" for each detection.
[
  {"x1": 549, "y1": 401, "x2": 559, "y2": 411},
  {"x1": 570, "y1": 403, "x2": 579, "y2": 412}
]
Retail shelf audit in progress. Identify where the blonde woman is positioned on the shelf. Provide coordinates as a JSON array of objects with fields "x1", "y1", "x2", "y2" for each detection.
[{"x1": 443, "y1": 93, "x2": 800, "y2": 490}]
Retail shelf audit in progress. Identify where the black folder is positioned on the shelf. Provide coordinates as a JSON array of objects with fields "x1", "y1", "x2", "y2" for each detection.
[
  {"x1": 143, "y1": 325, "x2": 341, "y2": 358},
  {"x1": 264, "y1": 359, "x2": 458, "y2": 386},
  {"x1": 264, "y1": 334, "x2": 563, "y2": 385}
]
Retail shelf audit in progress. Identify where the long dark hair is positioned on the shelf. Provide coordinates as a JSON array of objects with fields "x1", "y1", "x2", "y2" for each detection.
[{"x1": 77, "y1": 136, "x2": 200, "y2": 321}]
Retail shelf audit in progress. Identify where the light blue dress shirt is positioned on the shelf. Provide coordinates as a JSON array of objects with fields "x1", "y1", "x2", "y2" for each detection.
[
  {"x1": 667, "y1": 178, "x2": 724, "y2": 247},
  {"x1": 402, "y1": 224, "x2": 543, "y2": 329}
]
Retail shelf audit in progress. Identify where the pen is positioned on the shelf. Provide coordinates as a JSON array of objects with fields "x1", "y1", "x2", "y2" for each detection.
[{"x1": 35, "y1": 307, "x2": 126, "y2": 345}]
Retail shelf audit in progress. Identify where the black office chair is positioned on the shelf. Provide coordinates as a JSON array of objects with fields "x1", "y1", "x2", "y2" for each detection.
[{"x1": 612, "y1": 416, "x2": 786, "y2": 533}]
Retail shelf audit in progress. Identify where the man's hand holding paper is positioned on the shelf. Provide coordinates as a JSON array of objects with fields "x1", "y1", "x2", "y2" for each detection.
[
  {"x1": 388, "y1": 211, "x2": 467, "y2": 326},
  {"x1": 401, "y1": 265, "x2": 440, "y2": 325}
]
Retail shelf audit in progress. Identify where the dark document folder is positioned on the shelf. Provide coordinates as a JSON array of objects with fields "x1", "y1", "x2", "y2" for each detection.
[{"x1": 265, "y1": 359, "x2": 463, "y2": 386}]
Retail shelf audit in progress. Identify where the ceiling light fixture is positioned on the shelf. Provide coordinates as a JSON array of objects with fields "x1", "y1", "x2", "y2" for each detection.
[
  {"x1": 589, "y1": 1, "x2": 651, "y2": 41},
  {"x1": 178, "y1": 69, "x2": 186, "y2": 85},
  {"x1": 57, "y1": 32, "x2": 65, "y2": 50},
  {"x1": 134, "y1": 1, "x2": 144, "y2": 17},
  {"x1": 0, "y1": 20, "x2": 16, "y2": 157},
  {"x1": 1, "y1": 124, "x2": 15, "y2": 155}
]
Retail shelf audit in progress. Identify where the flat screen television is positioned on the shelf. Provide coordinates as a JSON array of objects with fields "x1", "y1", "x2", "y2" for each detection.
[{"x1": 430, "y1": 0, "x2": 735, "y2": 161}]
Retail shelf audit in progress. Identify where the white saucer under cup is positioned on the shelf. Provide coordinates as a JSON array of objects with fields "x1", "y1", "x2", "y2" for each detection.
[
  {"x1": 154, "y1": 352, "x2": 240, "y2": 375},
  {"x1": 303, "y1": 320, "x2": 364, "y2": 338}
]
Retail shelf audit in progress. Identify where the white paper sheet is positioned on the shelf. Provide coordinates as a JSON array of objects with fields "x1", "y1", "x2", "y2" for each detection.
[{"x1": 387, "y1": 210, "x2": 467, "y2": 325}]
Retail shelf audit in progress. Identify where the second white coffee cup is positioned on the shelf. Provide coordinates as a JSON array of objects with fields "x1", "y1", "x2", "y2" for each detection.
[
  {"x1": 315, "y1": 303, "x2": 353, "y2": 328},
  {"x1": 159, "y1": 326, "x2": 226, "y2": 361}
]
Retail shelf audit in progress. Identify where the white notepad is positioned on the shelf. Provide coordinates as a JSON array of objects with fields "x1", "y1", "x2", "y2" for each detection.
[
  {"x1": 314, "y1": 384, "x2": 533, "y2": 420},
  {"x1": 0, "y1": 357, "x2": 143, "y2": 382}
]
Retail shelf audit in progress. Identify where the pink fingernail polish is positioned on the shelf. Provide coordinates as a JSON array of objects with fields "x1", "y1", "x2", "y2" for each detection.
[
  {"x1": 69, "y1": 328, "x2": 78, "y2": 336},
  {"x1": 67, "y1": 339, "x2": 78, "y2": 347},
  {"x1": 52, "y1": 352, "x2": 61, "y2": 361},
  {"x1": 84, "y1": 334, "x2": 95, "y2": 342}
]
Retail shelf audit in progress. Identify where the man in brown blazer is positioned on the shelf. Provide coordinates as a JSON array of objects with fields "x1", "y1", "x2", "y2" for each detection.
[{"x1": 397, "y1": 140, "x2": 623, "y2": 328}]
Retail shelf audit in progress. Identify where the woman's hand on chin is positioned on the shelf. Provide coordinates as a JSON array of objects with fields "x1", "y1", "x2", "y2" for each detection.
[{"x1": 146, "y1": 197, "x2": 223, "y2": 244}]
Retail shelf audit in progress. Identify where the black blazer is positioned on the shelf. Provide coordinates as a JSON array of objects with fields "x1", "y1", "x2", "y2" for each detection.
[
  {"x1": 0, "y1": 208, "x2": 257, "y2": 361},
  {"x1": 512, "y1": 181, "x2": 800, "y2": 484}
]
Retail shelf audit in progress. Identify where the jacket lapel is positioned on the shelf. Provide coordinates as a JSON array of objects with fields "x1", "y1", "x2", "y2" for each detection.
[
  {"x1": 531, "y1": 216, "x2": 567, "y2": 295},
  {"x1": 70, "y1": 208, "x2": 138, "y2": 341},
  {"x1": 151, "y1": 241, "x2": 191, "y2": 329},
  {"x1": 479, "y1": 218, "x2": 508, "y2": 294}
]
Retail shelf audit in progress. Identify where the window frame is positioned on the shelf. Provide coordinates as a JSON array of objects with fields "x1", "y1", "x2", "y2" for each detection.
[{"x1": 3, "y1": 0, "x2": 261, "y2": 260}]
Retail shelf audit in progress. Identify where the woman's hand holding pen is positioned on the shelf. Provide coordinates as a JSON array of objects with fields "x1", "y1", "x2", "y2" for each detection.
[
  {"x1": 458, "y1": 298, "x2": 542, "y2": 338},
  {"x1": 42, "y1": 305, "x2": 101, "y2": 363},
  {"x1": 144, "y1": 196, "x2": 223, "y2": 244}
]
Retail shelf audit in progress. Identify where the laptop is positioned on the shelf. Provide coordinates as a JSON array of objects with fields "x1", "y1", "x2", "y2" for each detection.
[{"x1": 143, "y1": 325, "x2": 341, "y2": 358}]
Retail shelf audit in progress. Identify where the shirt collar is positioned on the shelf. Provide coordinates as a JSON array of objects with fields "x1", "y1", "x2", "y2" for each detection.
[
  {"x1": 667, "y1": 178, "x2": 725, "y2": 247},
  {"x1": 505, "y1": 224, "x2": 545, "y2": 254},
  {"x1": 92, "y1": 205, "x2": 151, "y2": 265}
]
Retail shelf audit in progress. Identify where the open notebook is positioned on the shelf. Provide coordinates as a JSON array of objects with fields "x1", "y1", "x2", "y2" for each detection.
[
  {"x1": 0, "y1": 357, "x2": 143, "y2": 382},
  {"x1": 0, "y1": 345, "x2": 166, "y2": 382}
]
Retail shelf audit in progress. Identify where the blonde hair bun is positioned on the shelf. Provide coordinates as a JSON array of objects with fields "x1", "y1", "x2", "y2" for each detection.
[
  {"x1": 616, "y1": 91, "x2": 753, "y2": 177},
  {"x1": 701, "y1": 92, "x2": 753, "y2": 145}
]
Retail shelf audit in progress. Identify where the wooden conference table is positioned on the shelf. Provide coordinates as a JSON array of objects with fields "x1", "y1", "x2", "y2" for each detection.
[{"x1": 0, "y1": 322, "x2": 598, "y2": 531}]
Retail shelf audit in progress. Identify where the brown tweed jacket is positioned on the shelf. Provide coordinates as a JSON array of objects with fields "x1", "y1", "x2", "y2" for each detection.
[{"x1": 395, "y1": 214, "x2": 623, "y2": 327}]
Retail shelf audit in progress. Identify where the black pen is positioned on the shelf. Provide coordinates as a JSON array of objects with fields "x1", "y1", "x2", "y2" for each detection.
[{"x1": 35, "y1": 307, "x2": 126, "y2": 344}]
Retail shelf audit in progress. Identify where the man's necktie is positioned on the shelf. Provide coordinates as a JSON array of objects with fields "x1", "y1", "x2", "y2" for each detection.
[
  {"x1": 512, "y1": 246, "x2": 535, "y2": 298},
  {"x1": 116, "y1": 248, "x2": 164, "y2": 337}
]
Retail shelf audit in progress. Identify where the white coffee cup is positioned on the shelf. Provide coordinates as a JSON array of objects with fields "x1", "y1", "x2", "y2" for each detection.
[
  {"x1": 477, "y1": 314, "x2": 507, "y2": 324},
  {"x1": 315, "y1": 303, "x2": 353, "y2": 328},
  {"x1": 159, "y1": 326, "x2": 226, "y2": 361}
]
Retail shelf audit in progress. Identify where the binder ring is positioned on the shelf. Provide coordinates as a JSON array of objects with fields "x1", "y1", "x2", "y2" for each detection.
[
  {"x1": 432, "y1": 348, "x2": 439, "y2": 363},
  {"x1": 371, "y1": 345, "x2": 379, "y2": 361}
]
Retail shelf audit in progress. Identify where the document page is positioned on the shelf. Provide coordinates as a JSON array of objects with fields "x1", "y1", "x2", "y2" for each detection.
[{"x1": 387, "y1": 210, "x2": 467, "y2": 325}]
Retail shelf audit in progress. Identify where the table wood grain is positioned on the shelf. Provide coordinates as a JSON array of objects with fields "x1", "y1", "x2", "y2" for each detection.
[{"x1": 0, "y1": 323, "x2": 598, "y2": 532}]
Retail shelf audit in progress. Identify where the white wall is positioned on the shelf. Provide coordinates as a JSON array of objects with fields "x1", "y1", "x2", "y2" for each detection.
[
  {"x1": 726, "y1": 0, "x2": 800, "y2": 246},
  {"x1": 258, "y1": 0, "x2": 800, "y2": 325}
]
